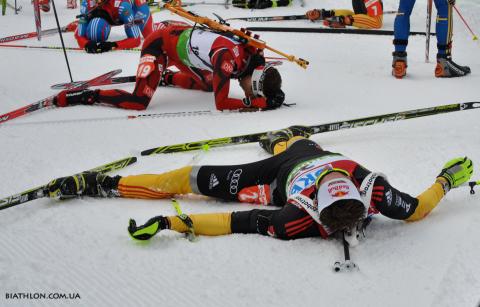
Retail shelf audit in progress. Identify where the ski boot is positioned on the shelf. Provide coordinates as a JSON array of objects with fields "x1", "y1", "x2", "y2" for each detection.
[
  {"x1": 128, "y1": 216, "x2": 170, "y2": 240},
  {"x1": 259, "y1": 126, "x2": 312, "y2": 154},
  {"x1": 435, "y1": 54, "x2": 471, "y2": 78},
  {"x1": 47, "y1": 172, "x2": 120, "y2": 199},
  {"x1": 392, "y1": 51, "x2": 407, "y2": 79},
  {"x1": 54, "y1": 89, "x2": 99, "y2": 107}
]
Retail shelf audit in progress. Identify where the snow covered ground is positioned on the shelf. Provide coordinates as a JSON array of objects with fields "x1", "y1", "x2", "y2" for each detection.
[{"x1": 1, "y1": 0, "x2": 479, "y2": 306}]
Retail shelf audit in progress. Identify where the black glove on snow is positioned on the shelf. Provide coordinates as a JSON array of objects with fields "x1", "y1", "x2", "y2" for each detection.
[
  {"x1": 84, "y1": 40, "x2": 99, "y2": 53},
  {"x1": 84, "y1": 41, "x2": 117, "y2": 53},
  {"x1": 97, "y1": 41, "x2": 117, "y2": 53}
]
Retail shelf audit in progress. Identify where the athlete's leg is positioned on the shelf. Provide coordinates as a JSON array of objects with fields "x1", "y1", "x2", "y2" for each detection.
[
  {"x1": 167, "y1": 62, "x2": 213, "y2": 92},
  {"x1": 433, "y1": 0, "x2": 452, "y2": 57},
  {"x1": 393, "y1": 0, "x2": 416, "y2": 52},
  {"x1": 231, "y1": 205, "x2": 321, "y2": 239}
]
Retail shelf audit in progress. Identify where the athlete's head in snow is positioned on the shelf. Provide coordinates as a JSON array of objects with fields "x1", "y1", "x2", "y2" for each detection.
[
  {"x1": 238, "y1": 53, "x2": 283, "y2": 101},
  {"x1": 316, "y1": 170, "x2": 367, "y2": 233}
]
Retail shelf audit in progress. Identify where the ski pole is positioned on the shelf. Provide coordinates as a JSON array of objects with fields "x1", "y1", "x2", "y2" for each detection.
[
  {"x1": 425, "y1": 0, "x2": 433, "y2": 62},
  {"x1": 334, "y1": 231, "x2": 358, "y2": 272},
  {"x1": 453, "y1": 5, "x2": 478, "y2": 41},
  {"x1": 171, "y1": 199, "x2": 197, "y2": 242},
  {"x1": 51, "y1": 0, "x2": 74, "y2": 82}
]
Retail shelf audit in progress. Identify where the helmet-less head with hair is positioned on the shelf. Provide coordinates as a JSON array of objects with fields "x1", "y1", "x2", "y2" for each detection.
[
  {"x1": 237, "y1": 51, "x2": 284, "y2": 108},
  {"x1": 315, "y1": 169, "x2": 368, "y2": 233}
]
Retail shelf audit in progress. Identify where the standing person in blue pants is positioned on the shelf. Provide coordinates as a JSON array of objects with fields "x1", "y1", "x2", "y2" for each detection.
[{"x1": 392, "y1": 0, "x2": 471, "y2": 78}]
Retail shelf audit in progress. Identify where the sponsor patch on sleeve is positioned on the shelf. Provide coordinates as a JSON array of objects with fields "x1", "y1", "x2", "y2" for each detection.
[{"x1": 221, "y1": 61, "x2": 234, "y2": 75}]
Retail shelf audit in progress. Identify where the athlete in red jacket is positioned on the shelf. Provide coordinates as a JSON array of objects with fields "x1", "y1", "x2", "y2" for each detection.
[{"x1": 54, "y1": 21, "x2": 285, "y2": 111}]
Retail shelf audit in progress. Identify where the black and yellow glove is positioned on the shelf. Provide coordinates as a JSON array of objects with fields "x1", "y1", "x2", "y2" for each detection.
[
  {"x1": 437, "y1": 157, "x2": 474, "y2": 192},
  {"x1": 128, "y1": 216, "x2": 169, "y2": 241}
]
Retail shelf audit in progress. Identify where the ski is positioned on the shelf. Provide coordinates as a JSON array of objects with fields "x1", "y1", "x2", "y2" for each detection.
[
  {"x1": 0, "y1": 69, "x2": 121, "y2": 125},
  {"x1": 227, "y1": 15, "x2": 308, "y2": 22},
  {"x1": 226, "y1": 11, "x2": 399, "y2": 22},
  {"x1": 232, "y1": 0, "x2": 291, "y2": 8},
  {"x1": 1, "y1": 0, "x2": 6, "y2": 15},
  {"x1": 245, "y1": 26, "x2": 435, "y2": 36},
  {"x1": 0, "y1": 22, "x2": 77, "y2": 44},
  {"x1": 149, "y1": 0, "x2": 229, "y2": 7},
  {"x1": 140, "y1": 102, "x2": 480, "y2": 155},
  {"x1": 51, "y1": 75, "x2": 136, "y2": 90},
  {"x1": 0, "y1": 156, "x2": 137, "y2": 211},
  {"x1": 33, "y1": 0, "x2": 42, "y2": 40}
]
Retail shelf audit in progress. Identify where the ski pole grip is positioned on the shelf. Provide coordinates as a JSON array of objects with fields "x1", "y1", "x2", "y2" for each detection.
[{"x1": 468, "y1": 181, "x2": 477, "y2": 195}]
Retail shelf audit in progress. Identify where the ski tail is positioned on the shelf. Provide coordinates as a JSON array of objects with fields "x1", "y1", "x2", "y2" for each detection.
[
  {"x1": 51, "y1": 74, "x2": 135, "y2": 90},
  {"x1": 0, "y1": 32, "x2": 37, "y2": 44},
  {"x1": 2, "y1": 0, "x2": 6, "y2": 15},
  {"x1": 0, "y1": 156, "x2": 137, "y2": 211},
  {"x1": 140, "y1": 102, "x2": 480, "y2": 155},
  {"x1": 140, "y1": 132, "x2": 266, "y2": 155},
  {"x1": 0, "y1": 69, "x2": 122, "y2": 125},
  {"x1": 0, "y1": 22, "x2": 77, "y2": 44},
  {"x1": 62, "y1": 69, "x2": 122, "y2": 90},
  {"x1": 88, "y1": 156, "x2": 137, "y2": 173},
  {"x1": 33, "y1": 0, "x2": 41, "y2": 40}
]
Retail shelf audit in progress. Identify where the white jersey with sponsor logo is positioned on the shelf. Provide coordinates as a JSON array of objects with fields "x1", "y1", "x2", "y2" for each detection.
[
  {"x1": 285, "y1": 154, "x2": 351, "y2": 198},
  {"x1": 177, "y1": 28, "x2": 241, "y2": 71}
]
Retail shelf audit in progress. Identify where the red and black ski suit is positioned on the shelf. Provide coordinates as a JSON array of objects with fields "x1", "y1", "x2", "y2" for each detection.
[{"x1": 94, "y1": 21, "x2": 270, "y2": 111}]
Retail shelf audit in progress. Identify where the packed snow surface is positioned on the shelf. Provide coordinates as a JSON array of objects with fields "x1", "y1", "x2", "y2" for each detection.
[{"x1": 1, "y1": 0, "x2": 479, "y2": 306}]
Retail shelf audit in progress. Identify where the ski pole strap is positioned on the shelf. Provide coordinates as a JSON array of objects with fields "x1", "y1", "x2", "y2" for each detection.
[
  {"x1": 171, "y1": 198, "x2": 197, "y2": 241},
  {"x1": 467, "y1": 180, "x2": 480, "y2": 195}
]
